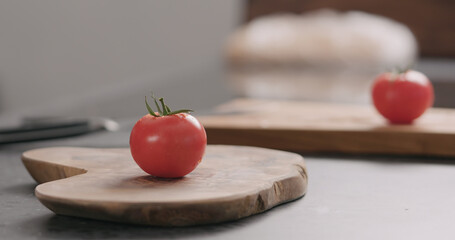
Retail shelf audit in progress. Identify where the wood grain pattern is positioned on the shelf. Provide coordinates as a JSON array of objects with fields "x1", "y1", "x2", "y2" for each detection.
[
  {"x1": 199, "y1": 99, "x2": 455, "y2": 157},
  {"x1": 22, "y1": 145, "x2": 307, "y2": 226}
]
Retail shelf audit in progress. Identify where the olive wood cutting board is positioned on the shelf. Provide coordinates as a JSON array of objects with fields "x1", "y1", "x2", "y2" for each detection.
[
  {"x1": 22, "y1": 145, "x2": 307, "y2": 226},
  {"x1": 199, "y1": 98, "x2": 455, "y2": 157}
]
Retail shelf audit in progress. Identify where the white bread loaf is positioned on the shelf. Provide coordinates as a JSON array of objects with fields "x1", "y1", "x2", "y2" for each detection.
[
  {"x1": 226, "y1": 10, "x2": 418, "y2": 103},
  {"x1": 228, "y1": 9, "x2": 417, "y2": 67}
]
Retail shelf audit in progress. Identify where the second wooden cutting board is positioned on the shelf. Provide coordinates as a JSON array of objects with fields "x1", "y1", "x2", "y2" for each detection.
[{"x1": 199, "y1": 98, "x2": 455, "y2": 157}]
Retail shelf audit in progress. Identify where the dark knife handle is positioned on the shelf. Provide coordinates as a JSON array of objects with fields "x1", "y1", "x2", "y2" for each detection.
[{"x1": 0, "y1": 120, "x2": 94, "y2": 144}]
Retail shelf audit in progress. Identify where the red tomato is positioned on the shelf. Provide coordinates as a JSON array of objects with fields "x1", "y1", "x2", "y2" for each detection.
[
  {"x1": 130, "y1": 97, "x2": 206, "y2": 178},
  {"x1": 372, "y1": 70, "x2": 434, "y2": 124}
]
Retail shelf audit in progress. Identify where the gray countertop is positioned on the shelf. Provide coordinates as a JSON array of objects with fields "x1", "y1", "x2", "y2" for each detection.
[{"x1": 1, "y1": 121, "x2": 455, "y2": 240}]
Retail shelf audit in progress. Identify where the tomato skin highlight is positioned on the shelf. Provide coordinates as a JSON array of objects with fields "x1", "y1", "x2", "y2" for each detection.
[
  {"x1": 371, "y1": 70, "x2": 434, "y2": 124},
  {"x1": 129, "y1": 113, "x2": 207, "y2": 178}
]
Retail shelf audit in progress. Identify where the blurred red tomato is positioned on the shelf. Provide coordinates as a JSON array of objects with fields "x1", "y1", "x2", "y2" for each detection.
[{"x1": 372, "y1": 70, "x2": 434, "y2": 124}]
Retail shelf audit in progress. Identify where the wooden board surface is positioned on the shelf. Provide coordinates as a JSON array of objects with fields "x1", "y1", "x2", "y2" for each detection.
[
  {"x1": 199, "y1": 98, "x2": 455, "y2": 157},
  {"x1": 21, "y1": 145, "x2": 307, "y2": 226}
]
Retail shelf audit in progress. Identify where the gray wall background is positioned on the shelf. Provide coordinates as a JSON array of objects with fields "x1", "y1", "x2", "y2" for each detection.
[{"x1": 0, "y1": 0, "x2": 242, "y2": 119}]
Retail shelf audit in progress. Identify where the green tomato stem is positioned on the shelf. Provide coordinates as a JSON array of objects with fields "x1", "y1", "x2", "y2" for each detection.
[
  {"x1": 145, "y1": 97, "x2": 159, "y2": 117},
  {"x1": 145, "y1": 94, "x2": 193, "y2": 117},
  {"x1": 159, "y1": 98, "x2": 168, "y2": 115},
  {"x1": 152, "y1": 95, "x2": 162, "y2": 115}
]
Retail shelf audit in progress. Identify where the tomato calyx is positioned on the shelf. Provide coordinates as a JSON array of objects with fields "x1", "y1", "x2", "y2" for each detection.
[
  {"x1": 388, "y1": 66, "x2": 411, "y2": 81},
  {"x1": 145, "y1": 94, "x2": 193, "y2": 117}
]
